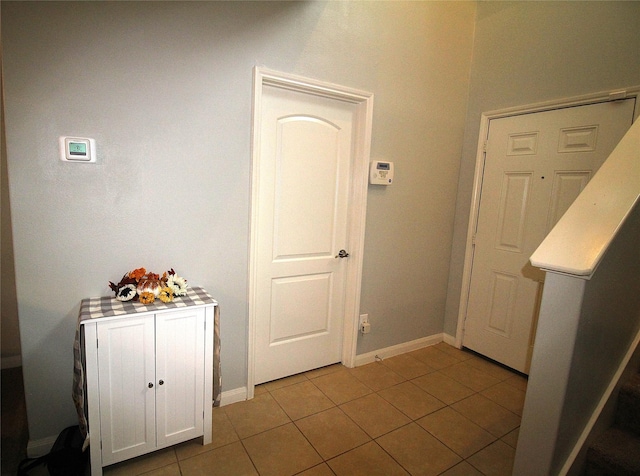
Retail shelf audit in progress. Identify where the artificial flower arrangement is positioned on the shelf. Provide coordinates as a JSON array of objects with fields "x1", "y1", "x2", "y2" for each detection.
[{"x1": 109, "y1": 267, "x2": 188, "y2": 304}]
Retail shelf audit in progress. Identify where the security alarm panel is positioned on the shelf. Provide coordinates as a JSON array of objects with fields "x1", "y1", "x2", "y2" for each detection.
[{"x1": 369, "y1": 160, "x2": 394, "y2": 185}]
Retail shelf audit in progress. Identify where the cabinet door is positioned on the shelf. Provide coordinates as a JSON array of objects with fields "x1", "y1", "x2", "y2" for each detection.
[
  {"x1": 155, "y1": 308, "x2": 205, "y2": 447},
  {"x1": 97, "y1": 314, "x2": 156, "y2": 466}
]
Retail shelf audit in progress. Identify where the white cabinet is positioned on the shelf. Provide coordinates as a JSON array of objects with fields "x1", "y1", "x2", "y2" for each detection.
[{"x1": 80, "y1": 293, "x2": 216, "y2": 476}]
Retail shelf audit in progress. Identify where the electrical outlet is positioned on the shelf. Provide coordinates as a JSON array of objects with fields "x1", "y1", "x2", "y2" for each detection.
[{"x1": 359, "y1": 314, "x2": 370, "y2": 334}]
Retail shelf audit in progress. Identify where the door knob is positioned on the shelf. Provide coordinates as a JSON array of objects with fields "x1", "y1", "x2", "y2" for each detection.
[
  {"x1": 335, "y1": 249, "x2": 350, "y2": 258},
  {"x1": 159, "y1": 380, "x2": 164, "y2": 386},
  {"x1": 148, "y1": 382, "x2": 154, "y2": 388}
]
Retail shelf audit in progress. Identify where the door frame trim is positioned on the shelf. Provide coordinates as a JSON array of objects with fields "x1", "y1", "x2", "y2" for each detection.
[
  {"x1": 248, "y1": 67, "x2": 373, "y2": 398},
  {"x1": 455, "y1": 86, "x2": 640, "y2": 349}
]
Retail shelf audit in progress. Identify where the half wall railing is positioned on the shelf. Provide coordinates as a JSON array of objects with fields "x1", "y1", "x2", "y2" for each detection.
[{"x1": 513, "y1": 117, "x2": 640, "y2": 475}]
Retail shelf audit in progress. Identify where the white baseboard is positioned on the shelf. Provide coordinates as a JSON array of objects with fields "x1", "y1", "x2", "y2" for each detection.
[
  {"x1": 27, "y1": 435, "x2": 58, "y2": 458},
  {"x1": 354, "y1": 333, "x2": 444, "y2": 367},
  {"x1": 220, "y1": 386, "x2": 248, "y2": 406},
  {"x1": 442, "y1": 333, "x2": 457, "y2": 347},
  {"x1": 225, "y1": 333, "x2": 451, "y2": 405},
  {"x1": 2, "y1": 354, "x2": 22, "y2": 369}
]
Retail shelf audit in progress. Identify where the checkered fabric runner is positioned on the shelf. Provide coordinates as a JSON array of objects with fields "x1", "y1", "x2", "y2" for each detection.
[{"x1": 79, "y1": 286, "x2": 216, "y2": 320}]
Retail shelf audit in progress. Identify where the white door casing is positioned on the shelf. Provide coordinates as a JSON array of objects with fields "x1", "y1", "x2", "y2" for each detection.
[
  {"x1": 460, "y1": 96, "x2": 636, "y2": 374},
  {"x1": 249, "y1": 68, "x2": 373, "y2": 394}
]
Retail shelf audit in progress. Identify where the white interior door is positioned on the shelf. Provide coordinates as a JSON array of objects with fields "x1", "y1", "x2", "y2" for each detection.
[
  {"x1": 463, "y1": 99, "x2": 635, "y2": 373},
  {"x1": 253, "y1": 84, "x2": 356, "y2": 385}
]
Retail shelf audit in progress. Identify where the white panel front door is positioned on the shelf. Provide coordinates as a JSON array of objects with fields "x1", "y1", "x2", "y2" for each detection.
[
  {"x1": 254, "y1": 84, "x2": 355, "y2": 384},
  {"x1": 463, "y1": 99, "x2": 635, "y2": 373}
]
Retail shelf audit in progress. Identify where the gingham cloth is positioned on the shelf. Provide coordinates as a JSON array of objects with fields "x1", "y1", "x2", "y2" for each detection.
[
  {"x1": 78, "y1": 286, "x2": 216, "y2": 320},
  {"x1": 73, "y1": 287, "x2": 221, "y2": 446}
]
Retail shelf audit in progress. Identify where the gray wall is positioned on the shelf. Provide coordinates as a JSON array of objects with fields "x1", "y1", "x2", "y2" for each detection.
[
  {"x1": 6, "y1": 0, "x2": 639, "y2": 449},
  {"x1": 445, "y1": 1, "x2": 640, "y2": 336},
  {"x1": 2, "y1": 1, "x2": 476, "y2": 443}
]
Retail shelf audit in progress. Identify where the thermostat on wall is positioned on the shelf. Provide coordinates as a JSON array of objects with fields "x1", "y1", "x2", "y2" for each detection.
[
  {"x1": 369, "y1": 160, "x2": 394, "y2": 185},
  {"x1": 59, "y1": 136, "x2": 96, "y2": 163}
]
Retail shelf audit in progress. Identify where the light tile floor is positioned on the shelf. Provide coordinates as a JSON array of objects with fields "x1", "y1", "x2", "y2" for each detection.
[{"x1": 103, "y1": 343, "x2": 527, "y2": 476}]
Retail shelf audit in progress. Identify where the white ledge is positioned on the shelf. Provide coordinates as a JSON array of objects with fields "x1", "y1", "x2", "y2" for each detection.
[{"x1": 530, "y1": 118, "x2": 640, "y2": 278}]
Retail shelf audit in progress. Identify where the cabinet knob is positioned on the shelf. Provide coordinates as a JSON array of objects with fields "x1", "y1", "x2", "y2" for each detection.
[
  {"x1": 159, "y1": 380, "x2": 164, "y2": 386},
  {"x1": 148, "y1": 382, "x2": 154, "y2": 388}
]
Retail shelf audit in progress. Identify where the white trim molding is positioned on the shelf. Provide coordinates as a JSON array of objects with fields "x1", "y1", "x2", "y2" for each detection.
[
  {"x1": 354, "y1": 334, "x2": 444, "y2": 367},
  {"x1": 220, "y1": 387, "x2": 248, "y2": 407}
]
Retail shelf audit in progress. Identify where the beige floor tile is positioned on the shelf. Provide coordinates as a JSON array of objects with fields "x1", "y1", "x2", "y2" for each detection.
[
  {"x1": 270, "y1": 380, "x2": 334, "y2": 420},
  {"x1": 296, "y1": 463, "x2": 337, "y2": 476},
  {"x1": 174, "y1": 439, "x2": 214, "y2": 462},
  {"x1": 210, "y1": 407, "x2": 241, "y2": 448},
  {"x1": 349, "y1": 361, "x2": 406, "y2": 391},
  {"x1": 242, "y1": 423, "x2": 322, "y2": 476},
  {"x1": 451, "y1": 394, "x2": 521, "y2": 438},
  {"x1": 439, "y1": 461, "x2": 484, "y2": 476},
  {"x1": 303, "y1": 363, "x2": 345, "y2": 379},
  {"x1": 377, "y1": 422, "x2": 462, "y2": 475},
  {"x1": 104, "y1": 448, "x2": 177, "y2": 476},
  {"x1": 340, "y1": 393, "x2": 411, "y2": 438},
  {"x1": 408, "y1": 345, "x2": 461, "y2": 370},
  {"x1": 253, "y1": 384, "x2": 269, "y2": 396},
  {"x1": 311, "y1": 368, "x2": 372, "y2": 405},
  {"x1": 440, "y1": 362, "x2": 502, "y2": 392},
  {"x1": 175, "y1": 410, "x2": 238, "y2": 460},
  {"x1": 412, "y1": 371, "x2": 475, "y2": 405},
  {"x1": 380, "y1": 353, "x2": 435, "y2": 379},
  {"x1": 481, "y1": 381, "x2": 527, "y2": 416},
  {"x1": 261, "y1": 372, "x2": 308, "y2": 392},
  {"x1": 378, "y1": 381, "x2": 445, "y2": 420},
  {"x1": 223, "y1": 393, "x2": 290, "y2": 439},
  {"x1": 141, "y1": 463, "x2": 182, "y2": 476},
  {"x1": 433, "y1": 343, "x2": 473, "y2": 361},
  {"x1": 295, "y1": 407, "x2": 371, "y2": 459},
  {"x1": 466, "y1": 439, "x2": 515, "y2": 476},
  {"x1": 464, "y1": 354, "x2": 518, "y2": 381},
  {"x1": 504, "y1": 373, "x2": 528, "y2": 392},
  {"x1": 101, "y1": 345, "x2": 519, "y2": 476},
  {"x1": 501, "y1": 426, "x2": 520, "y2": 448},
  {"x1": 417, "y1": 407, "x2": 496, "y2": 458},
  {"x1": 179, "y1": 441, "x2": 257, "y2": 476},
  {"x1": 327, "y1": 441, "x2": 409, "y2": 476}
]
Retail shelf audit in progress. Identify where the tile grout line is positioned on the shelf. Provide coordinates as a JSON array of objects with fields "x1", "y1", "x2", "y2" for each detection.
[
  {"x1": 252, "y1": 355, "x2": 519, "y2": 475},
  {"x1": 119, "y1": 345, "x2": 523, "y2": 475}
]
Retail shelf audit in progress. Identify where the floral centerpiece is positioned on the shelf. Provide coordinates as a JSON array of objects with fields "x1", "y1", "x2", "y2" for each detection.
[{"x1": 109, "y1": 267, "x2": 188, "y2": 304}]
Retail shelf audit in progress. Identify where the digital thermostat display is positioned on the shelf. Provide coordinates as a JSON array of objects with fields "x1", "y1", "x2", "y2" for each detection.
[
  {"x1": 69, "y1": 142, "x2": 87, "y2": 156},
  {"x1": 377, "y1": 162, "x2": 390, "y2": 170},
  {"x1": 59, "y1": 137, "x2": 96, "y2": 163}
]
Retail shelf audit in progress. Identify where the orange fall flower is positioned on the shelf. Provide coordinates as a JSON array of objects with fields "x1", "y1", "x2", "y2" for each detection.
[{"x1": 129, "y1": 267, "x2": 147, "y2": 281}]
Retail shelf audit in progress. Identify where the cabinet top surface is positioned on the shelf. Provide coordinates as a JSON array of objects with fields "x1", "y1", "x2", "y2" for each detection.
[{"x1": 79, "y1": 286, "x2": 216, "y2": 322}]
